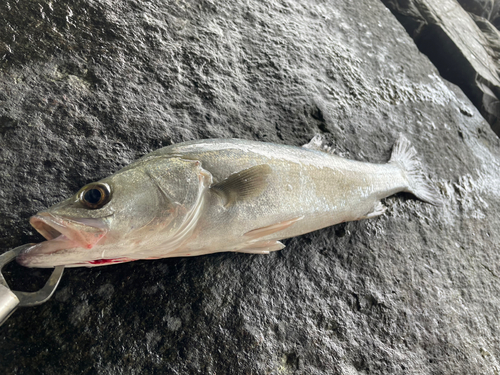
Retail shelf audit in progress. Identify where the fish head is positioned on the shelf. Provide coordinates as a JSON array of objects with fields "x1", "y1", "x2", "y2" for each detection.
[{"x1": 17, "y1": 157, "x2": 212, "y2": 268}]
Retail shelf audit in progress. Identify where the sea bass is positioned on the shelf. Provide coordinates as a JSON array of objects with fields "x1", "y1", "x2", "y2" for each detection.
[{"x1": 17, "y1": 135, "x2": 439, "y2": 268}]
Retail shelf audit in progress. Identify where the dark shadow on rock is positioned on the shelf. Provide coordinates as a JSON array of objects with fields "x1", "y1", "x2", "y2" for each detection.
[{"x1": 381, "y1": 0, "x2": 500, "y2": 136}]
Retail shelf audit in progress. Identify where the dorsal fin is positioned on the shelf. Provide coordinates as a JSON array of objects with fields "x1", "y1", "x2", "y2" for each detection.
[
  {"x1": 302, "y1": 134, "x2": 334, "y2": 154},
  {"x1": 211, "y1": 164, "x2": 272, "y2": 207}
]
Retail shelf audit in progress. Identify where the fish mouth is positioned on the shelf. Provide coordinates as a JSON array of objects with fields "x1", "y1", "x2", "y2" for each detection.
[
  {"x1": 16, "y1": 213, "x2": 109, "y2": 268},
  {"x1": 29, "y1": 213, "x2": 109, "y2": 246}
]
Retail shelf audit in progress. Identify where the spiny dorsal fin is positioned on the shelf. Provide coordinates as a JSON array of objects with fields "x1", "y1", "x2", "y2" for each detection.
[
  {"x1": 302, "y1": 134, "x2": 334, "y2": 154},
  {"x1": 211, "y1": 164, "x2": 272, "y2": 207}
]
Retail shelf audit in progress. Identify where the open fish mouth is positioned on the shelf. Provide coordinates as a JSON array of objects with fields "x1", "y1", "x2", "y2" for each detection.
[
  {"x1": 16, "y1": 213, "x2": 109, "y2": 267},
  {"x1": 29, "y1": 213, "x2": 109, "y2": 247}
]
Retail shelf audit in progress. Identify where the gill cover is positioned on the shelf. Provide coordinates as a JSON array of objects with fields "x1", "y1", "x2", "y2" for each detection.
[{"x1": 121, "y1": 156, "x2": 213, "y2": 259}]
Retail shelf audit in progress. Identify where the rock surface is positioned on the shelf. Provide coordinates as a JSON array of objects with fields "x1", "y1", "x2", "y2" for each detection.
[
  {"x1": 382, "y1": 0, "x2": 500, "y2": 135},
  {"x1": 1, "y1": 0, "x2": 500, "y2": 374},
  {"x1": 458, "y1": 0, "x2": 500, "y2": 29}
]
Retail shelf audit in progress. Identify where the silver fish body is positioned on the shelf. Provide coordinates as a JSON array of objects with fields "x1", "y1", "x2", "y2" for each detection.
[{"x1": 17, "y1": 135, "x2": 439, "y2": 268}]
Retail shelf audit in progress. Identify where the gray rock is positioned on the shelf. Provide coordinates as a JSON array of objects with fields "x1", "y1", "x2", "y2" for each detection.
[
  {"x1": 458, "y1": 0, "x2": 497, "y2": 18},
  {"x1": 1, "y1": 0, "x2": 500, "y2": 374},
  {"x1": 382, "y1": 0, "x2": 500, "y2": 135},
  {"x1": 457, "y1": 0, "x2": 500, "y2": 29}
]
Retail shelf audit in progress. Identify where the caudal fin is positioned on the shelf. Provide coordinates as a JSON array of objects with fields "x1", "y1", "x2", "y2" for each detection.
[{"x1": 389, "y1": 134, "x2": 441, "y2": 206}]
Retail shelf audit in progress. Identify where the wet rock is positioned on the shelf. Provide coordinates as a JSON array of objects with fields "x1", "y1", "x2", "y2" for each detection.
[
  {"x1": 1, "y1": 0, "x2": 500, "y2": 374},
  {"x1": 382, "y1": 0, "x2": 500, "y2": 135}
]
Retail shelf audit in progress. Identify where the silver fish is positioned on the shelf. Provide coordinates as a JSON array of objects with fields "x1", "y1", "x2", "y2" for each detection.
[{"x1": 17, "y1": 135, "x2": 439, "y2": 268}]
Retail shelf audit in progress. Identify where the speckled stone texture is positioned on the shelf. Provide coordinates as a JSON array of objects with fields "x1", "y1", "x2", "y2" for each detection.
[
  {"x1": 1, "y1": 0, "x2": 500, "y2": 374},
  {"x1": 381, "y1": 0, "x2": 500, "y2": 135}
]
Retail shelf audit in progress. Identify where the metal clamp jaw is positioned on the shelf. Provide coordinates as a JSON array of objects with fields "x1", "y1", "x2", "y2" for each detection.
[{"x1": 0, "y1": 244, "x2": 64, "y2": 326}]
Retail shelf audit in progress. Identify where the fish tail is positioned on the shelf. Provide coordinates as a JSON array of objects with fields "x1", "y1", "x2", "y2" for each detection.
[{"x1": 389, "y1": 134, "x2": 441, "y2": 206}]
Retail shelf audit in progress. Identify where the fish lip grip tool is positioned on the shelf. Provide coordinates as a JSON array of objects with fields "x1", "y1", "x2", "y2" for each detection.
[{"x1": 0, "y1": 244, "x2": 64, "y2": 326}]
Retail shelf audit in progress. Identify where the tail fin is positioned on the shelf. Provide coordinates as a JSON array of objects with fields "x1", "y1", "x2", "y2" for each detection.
[{"x1": 389, "y1": 134, "x2": 441, "y2": 206}]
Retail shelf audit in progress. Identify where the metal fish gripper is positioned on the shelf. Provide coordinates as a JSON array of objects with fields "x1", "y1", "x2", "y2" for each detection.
[{"x1": 0, "y1": 244, "x2": 64, "y2": 326}]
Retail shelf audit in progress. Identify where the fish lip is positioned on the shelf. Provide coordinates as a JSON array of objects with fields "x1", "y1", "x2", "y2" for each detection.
[{"x1": 16, "y1": 213, "x2": 110, "y2": 268}]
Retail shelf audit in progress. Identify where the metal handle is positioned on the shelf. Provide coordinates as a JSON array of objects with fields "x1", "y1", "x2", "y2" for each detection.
[
  {"x1": 0, "y1": 244, "x2": 64, "y2": 326},
  {"x1": 0, "y1": 284, "x2": 20, "y2": 325}
]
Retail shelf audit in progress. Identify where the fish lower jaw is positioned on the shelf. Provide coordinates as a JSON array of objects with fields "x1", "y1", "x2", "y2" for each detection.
[
  {"x1": 16, "y1": 240, "x2": 136, "y2": 268},
  {"x1": 43, "y1": 235, "x2": 74, "y2": 252},
  {"x1": 16, "y1": 236, "x2": 79, "y2": 268}
]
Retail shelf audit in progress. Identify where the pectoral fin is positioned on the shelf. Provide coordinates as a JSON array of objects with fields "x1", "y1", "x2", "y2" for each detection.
[{"x1": 211, "y1": 164, "x2": 272, "y2": 207}]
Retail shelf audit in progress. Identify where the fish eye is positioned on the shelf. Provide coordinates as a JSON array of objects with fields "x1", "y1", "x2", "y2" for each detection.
[{"x1": 78, "y1": 183, "x2": 112, "y2": 209}]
